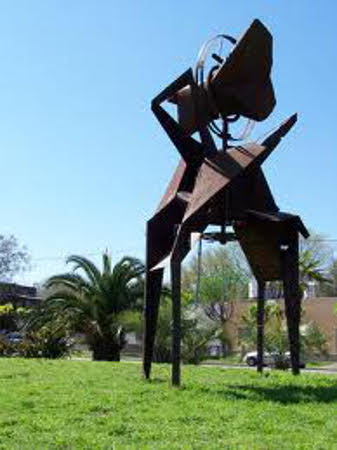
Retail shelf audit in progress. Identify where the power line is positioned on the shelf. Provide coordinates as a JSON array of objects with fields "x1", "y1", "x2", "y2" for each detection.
[
  {"x1": 29, "y1": 248, "x2": 141, "y2": 262},
  {"x1": 23, "y1": 238, "x2": 337, "y2": 264},
  {"x1": 30, "y1": 252, "x2": 101, "y2": 262}
]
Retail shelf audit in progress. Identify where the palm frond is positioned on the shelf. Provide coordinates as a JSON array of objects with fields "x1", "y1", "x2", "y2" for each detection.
[
  {"x1": 66, "y1": 255, "x2": 102, "y2": 286},
  {"x1": 114, "y1": 256, "x2": 145, "y2": 280},
  {"x1": 44, "y1": 274, "x2": 94, "y2": 297}
]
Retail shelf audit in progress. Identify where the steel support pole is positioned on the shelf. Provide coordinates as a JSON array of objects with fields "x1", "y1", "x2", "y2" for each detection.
[
  {"x1": 171, "y1": 256, "x2": 181, "y2": 386},
  {"x1": 195, "y1": 237, "x2": 202, "y2": 304},
  {"x1": 256, "y1": 280, "x2": 265, "y2": 373},
  {"x1": 282, "y1": 233, "x2": 301, "y2": 375},
  {"x1": 143, "y1": 268, "x2": 164, "y2": 379}
]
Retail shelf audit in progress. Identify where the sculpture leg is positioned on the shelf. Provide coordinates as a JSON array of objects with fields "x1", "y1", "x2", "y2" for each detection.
[
  {"x1": 282, "y1": 233, "x2": 301, "y2": 375},
  {"x1": 143, "y1": 268, "x2": 164, "y2": 379},
  {"x1": 171, "y1": 255, "x2": 181, "y2": 386},
  {"x1": 256, "y1": 280, "x2": 265, "y2": 373}
]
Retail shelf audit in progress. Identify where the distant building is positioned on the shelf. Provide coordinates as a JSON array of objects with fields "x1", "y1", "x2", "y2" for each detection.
[
  {"x1": 249, "y1": 277, "x2": 319, "y2": 300},
  {"x1": 0, "y1": 282, "x2": 40, "y2": 307},
  {"x1": 303, "y1": 281, "x2": 317, "y2": 300}
]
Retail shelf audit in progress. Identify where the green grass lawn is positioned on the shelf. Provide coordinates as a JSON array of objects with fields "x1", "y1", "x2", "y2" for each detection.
[
  {"x1": 1, "y1": 359, "x2": 337, "y2": 449},
  {"x1": 306, "y1": 360, "x2": 335, "y2": 368}
]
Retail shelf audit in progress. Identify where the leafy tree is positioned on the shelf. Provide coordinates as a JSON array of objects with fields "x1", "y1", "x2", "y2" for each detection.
[
  {"x1": 0, "y1": 234, "x2": 30, "y2": 281},
  {"x1": 241, "y1": 302, "x2": 292, "y2": 368},
  {"x1": 0, "y1": 303, "x2": 16, "y2": 330},
  {"x1": 240, "y1": 303, "x2": 328, "y2": 367},
  {"x1": 41, "y1": 253, "x2": 144, "y2": 361},
  {"x1": 319, "y1": 259, "x2": 337, "y2": 297},
  {"x1": 152, "y1": 296, "x2": 174, "y2": 363},
  {"x1": 181, "y1": 305, "x2": 219, "y2": 364},
  {"x1": 0, "y1": 303, "x2": 31, "y2": 332},
  {"x1": 266, "y1": 231, "x2": 333, "y2": 299},
  {"x1": 298, "y1": 231, "x2": 332, "y2": 295},
  {"x1": 301, "y1": 322, "x2": 328, "y2": 357},
  {"x1": 182, "y1": 244, "x2": 249, "y2": 355},
  {"x1": 133, "y1": 293, "x2": 218, "y2": 364},
  {"x1": 299, "y1": 248, "x2": 331, "y2": 295},
  {"x1": 241, "y1": 303, "x2": 286, "y2": 350},
  {"x1": 299, "y1": 231, "x2": 332, "y2": 269}
]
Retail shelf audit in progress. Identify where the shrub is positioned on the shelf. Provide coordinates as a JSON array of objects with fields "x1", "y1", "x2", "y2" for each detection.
[
  {"x1": 240, "y1": 303, "x2": 328, "y2": 365},
  {"x1": 17, "y1": 328, "x2": 72, "y2": 359},
  {"x1": 0, "y1": 335, "x2": 16, "y2": 357},
  {"x1": 301, "y1": 322, "x2": 328, "y2": 357},
  {"x1": 0, "y1": 329, "x2": 71, "y2": 359}
]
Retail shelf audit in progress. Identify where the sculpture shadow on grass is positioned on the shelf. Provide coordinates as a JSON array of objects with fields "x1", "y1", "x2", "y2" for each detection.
[{"x1": 194, "y1": 382, "x2": 337, "y2": 405}]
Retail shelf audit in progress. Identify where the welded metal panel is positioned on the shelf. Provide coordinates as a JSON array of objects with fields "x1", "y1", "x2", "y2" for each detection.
[
  {"x1": 144, "y1": 19, "x2": 308, "y2": 382},
  {"x1": 183, "y1": 143, "x2": 265, "y2": 222}
]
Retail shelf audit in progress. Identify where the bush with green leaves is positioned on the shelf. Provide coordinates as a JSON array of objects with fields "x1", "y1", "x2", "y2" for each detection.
[
  {"x1": 0, "y1": 303, "x2": 32, "y2": 334},
  {"x1": 0, "y1": 303, "x2": 17, "y2": 331},
  {"x1": 301, "y1": 321, "x2": 328, "y2": 358},
  {"x1": 0, "y1": 335, "x2": 16, "y2": 356},
  {"x1": 17, "y1": 327, "x2": 71, "y2": 359},
  {"x1": 0, "y1": 315, "x2": 72, "y2": 359},
  {"x1": 141, "y1": 296, "x2": 220, "y2": 365},
  {"x1": 181, "y1": 308, "x2": 219, "y2": 364},
  {"x1": 182, "y1": 245, "x2": 249, "y2": 356},
  {"x1": 240, "y1": 302, "x2": 289, "y2": 367},
  {"x1": 240, "y1": 302, "x2": 328, "y2": 366}
]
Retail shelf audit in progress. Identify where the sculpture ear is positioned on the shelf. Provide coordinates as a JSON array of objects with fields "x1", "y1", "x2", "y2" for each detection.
[
  {"x1": 211, "y1": 19, "x2": 275, "y2": 121},
  {"x1": 172, "y1": 20, "x2": 276, "y2": 136}
]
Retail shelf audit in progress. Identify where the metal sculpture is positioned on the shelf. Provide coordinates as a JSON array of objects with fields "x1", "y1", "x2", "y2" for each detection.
[{"x1": 143, "y1": 19, "x2": 308, "y2": 385}]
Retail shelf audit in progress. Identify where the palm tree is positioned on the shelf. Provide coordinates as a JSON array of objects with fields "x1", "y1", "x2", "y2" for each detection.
[
  {"x1": 43, "y1": 253, "x2": 144, "y2": 361},
  {"x1": 256, "y1": 236, "x2": 331, "y2": 373},
  {"x1": 299, "y1": 248, "x2": 330, "y2": 295}
]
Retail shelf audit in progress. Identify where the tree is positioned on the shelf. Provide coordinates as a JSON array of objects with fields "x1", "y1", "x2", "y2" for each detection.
[
  {"x1": 256, "y1": 231, "x2": 332, "y2": 373},
  {"x1": 240, "y1": 303, "x2": 328, "y2": 366},
  {"x1": 241, "y1": 302, "x2": 286, "y2": 351},
  {"x1": 0, "y1": 303, "x2": 16, "y2": 330},
  {"x1": 41, "y1": 253, "x2": 144, "y2": 361},
  {"x1": 266, "y1": 230, "x2": 333, "y2": 299},
  {"x1": 319, "y1": 259, "x2": 337, "y2": 297},
  {"x1": 182, "y1": 244, "x2": 249, "y2": 355},
  {"x1": 301, "y1": 322, "x2": 328, "y2": 357},
  {"x1": 147, "y1": 294, "x2": 218, "y2": 365},
  {"x1": 298, "y1": 230, "x2": 332, "y2": 295},
  {"x1": 181, "y1": 305, "x2": 219, "y2": 364},
  {"x1": 299, "y1": 248, "x2": 331, "y2": 295},
  {"x1": 241, "y1": 302, "x2": 295, "y2": 369},
  {"x1": 0, "y1": 234, "x2": 29, "y2": 281},
  {"x1": 125, "y1": 289, "x2": 218, "y2": 365}
]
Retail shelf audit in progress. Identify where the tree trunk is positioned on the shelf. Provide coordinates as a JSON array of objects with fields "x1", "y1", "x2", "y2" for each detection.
[
  {"x1": 220, "y1": 320, "x2": 230, "y2": 358},
  {"x1": 221, "y1": 341, "x2": 227, "y2": 358}
]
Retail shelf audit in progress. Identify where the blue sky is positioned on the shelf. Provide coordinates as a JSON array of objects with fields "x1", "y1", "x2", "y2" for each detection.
[{"x1": 0, "y1": 1, "x2": 336, "y2": 284}]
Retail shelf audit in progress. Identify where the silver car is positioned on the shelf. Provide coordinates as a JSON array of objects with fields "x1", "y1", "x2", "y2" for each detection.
[{"x1": 243, "y1": 351, "x2": 305, "y2": 368}]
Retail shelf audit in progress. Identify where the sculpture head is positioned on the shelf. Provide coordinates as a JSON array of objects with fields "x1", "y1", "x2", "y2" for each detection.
[{"x1": 170, "y1": 19, "x2": 276, "y2": 138}]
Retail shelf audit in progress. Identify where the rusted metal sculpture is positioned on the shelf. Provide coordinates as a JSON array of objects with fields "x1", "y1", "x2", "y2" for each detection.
[{"x1": 143, "y1": 19, "x2": 308, "y2": 385}]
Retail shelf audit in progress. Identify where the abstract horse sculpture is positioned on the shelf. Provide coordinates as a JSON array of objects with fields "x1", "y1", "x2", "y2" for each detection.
[{"x1": 143, "y1": 19, "x2": 308, "y2": 385}]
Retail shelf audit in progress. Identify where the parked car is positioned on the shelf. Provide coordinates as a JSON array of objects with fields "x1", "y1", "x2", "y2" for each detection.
[
  {"x1": 243, "y1": 351, "x2": 306, "y2": 368},
  {"x1": 5, "y1": 332, "x2": 23, "y2": 344}
]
